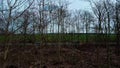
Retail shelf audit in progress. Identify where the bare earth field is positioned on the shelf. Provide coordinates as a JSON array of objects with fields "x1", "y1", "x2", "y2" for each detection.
[{"x1": 0, "y1": 44, "x2": 120, "y2": 68}]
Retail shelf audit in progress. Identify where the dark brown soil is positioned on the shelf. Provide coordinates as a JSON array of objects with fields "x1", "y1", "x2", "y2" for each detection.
[{"x1": 0, "y1": 44, "x2": 120, "y2": 68}]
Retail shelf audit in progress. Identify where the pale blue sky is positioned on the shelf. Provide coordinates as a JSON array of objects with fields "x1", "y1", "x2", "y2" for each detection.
[{"x1": 69, "y1": 0, "x2": 91, "y2": 10}]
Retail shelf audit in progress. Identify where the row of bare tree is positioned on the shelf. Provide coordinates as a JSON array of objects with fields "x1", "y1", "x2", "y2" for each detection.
[
  {"x1": 0, "y1": 0, "x2": 119, "y2": 34},
  {"x1": 0, "y1": 0, "x2": 120, "y2": 44},
  {"x1": 0, "y1": 0, "x2": 119, "y2": 43}
]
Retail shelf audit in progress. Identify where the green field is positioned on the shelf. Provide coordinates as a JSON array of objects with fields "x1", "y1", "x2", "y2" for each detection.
[{"x1": 0, "y1": 33, "x2": 117, "y2": 43}]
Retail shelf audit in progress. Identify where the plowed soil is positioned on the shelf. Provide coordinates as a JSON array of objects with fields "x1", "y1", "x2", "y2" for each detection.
[{"x1": 0, "y1": 44, "x2": 120, "y2": 68}]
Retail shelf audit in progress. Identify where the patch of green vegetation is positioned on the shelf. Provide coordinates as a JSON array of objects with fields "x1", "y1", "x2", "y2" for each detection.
[{"x1": 0, "y1": 34, "x2": 117, "y2": 43}]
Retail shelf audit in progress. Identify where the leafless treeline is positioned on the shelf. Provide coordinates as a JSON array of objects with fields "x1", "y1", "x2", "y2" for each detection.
[
  {"x1": 0, "y1": 0, "x2": 119, "y2": 34},
  {"x1": 0, "y1": 0, "x2": 120, "y2": 46},
  {"x1": 0, "y1": 0, "x2": 120, "y2": 42}
]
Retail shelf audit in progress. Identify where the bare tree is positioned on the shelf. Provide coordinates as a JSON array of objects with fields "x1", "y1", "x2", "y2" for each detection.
[
  {"x1": 82, "y1": 11, "x2": 94, "y2": 42},
  {"x1": 90, "y1": 0, "x2": 106, "y2": 33},
  {"x1": 21, "y1": 10, "x2": 31, "y2": 45},
  {"x1": 115, "y1": 0, "x2": 120, "y2": 56},
  {"x1": 0, "y1": 0, "x2": 34, "y2": 67},
  {"x1": 89, "y1": 1, "x2": 105, "y2": 68},
  {"x1": 103, "y1": 0, "x2": 114, "y2": 34}
]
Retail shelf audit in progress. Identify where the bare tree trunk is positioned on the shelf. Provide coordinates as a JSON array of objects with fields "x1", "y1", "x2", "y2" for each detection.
[{"x1": 115, "y1": 3, "x2": 120, "y2": 56}]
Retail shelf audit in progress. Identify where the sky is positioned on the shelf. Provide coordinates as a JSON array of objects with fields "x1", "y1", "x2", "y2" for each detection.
[
  {"x1": 69, "y1": 0, "x2": 91, "y2": 11},
  {"x1": 0, "y1": 0, "x2": 91, "y2": 10}
]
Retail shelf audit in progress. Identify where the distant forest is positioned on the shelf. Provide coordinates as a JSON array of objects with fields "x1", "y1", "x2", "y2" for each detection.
[{"x1": 0, "y1": 0, "x2": 120, "y2": 43}]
